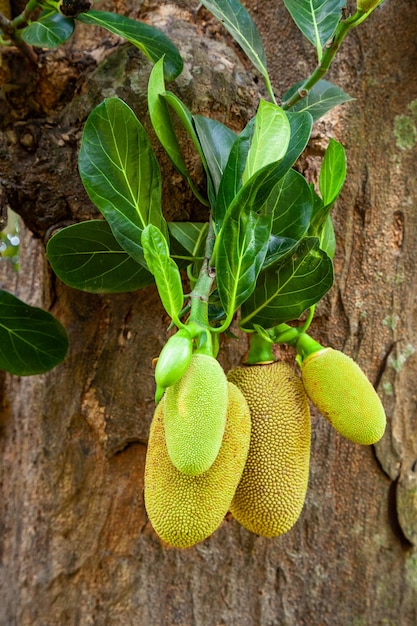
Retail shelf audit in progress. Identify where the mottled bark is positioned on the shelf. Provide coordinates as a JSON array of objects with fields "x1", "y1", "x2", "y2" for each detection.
[{"x1": 1, "y1": 1, "x2": 417, "y2": 625}]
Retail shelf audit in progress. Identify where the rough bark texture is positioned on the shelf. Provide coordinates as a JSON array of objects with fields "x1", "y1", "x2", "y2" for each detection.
[{"x1": 1, "y1": 1, "x2": 417, "y2": 624}]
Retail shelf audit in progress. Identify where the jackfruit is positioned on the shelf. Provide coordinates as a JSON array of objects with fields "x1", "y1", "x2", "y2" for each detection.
[
  {"x1": 227, "y1": 362, "x2": 311, "y2": 537},
  {"x1": 144, "y1": 382, "x2": 251, "y2": 548},
  {"x1": 300, "y1": 347, "x2": 386, "y2": 444},
  {"x1": 164, "y1": 353, "x2": 228, "y2": 475},
  {"x1": 154, "y1": 329, "x2": 193, "y2": 402}
]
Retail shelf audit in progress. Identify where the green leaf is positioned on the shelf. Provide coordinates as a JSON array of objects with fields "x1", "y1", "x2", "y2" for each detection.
[
  {"x1": 168, "y1": 221, "x2": 208, "y2": 276},
  {"x1": 309, "y1": 140, "x2": 346, "y2": 237},
  {"x1": 320, "y1": 214, "x2": 336, "y2": 259},
  {"x1": 240, "y1": 237, "x2": 334, "y2": 329},
  {"x1": 46, "y1": 220, "x2": 154, "y2": 293},
  {"x1": 215, "y1": 119, "x2": 255, "y2": 230},
  {"x1": 78, "y1": 97, "x2": 166, "y2": 266},
  {"x1": 148, "y1": 62, "x2": 208, "y2": 204},
  {"x1": 168, "y1": 222, "x2": 208, "y2": 257},
  {"x1": 319, "y1": 138, "x2": 346, "y2": 206},
  {"x1": 141, "y1": 225, "x2": 184, "y2": 324},
  {"x1": 215, "y1": 202, "x2": 272, "y2": 318},
  {"x1": 77, "y1": 10, "x2": 183, "y2": 80},
  {"x1": 215, "y1": 162, "x2": 289, "y2": 317},
  {"x1": 199, "y1": 0, "x2": 273, "y2": 98},
  {"x1": 193, "y1": 115, "x2": 237, "y2": 195},
  {"x1": 263, "y1": 169, "x2": 313, "y2": 268},
  {"x1": 283, "y1": 79, "x2": 353, "y2": 121},
  {"x1": 283, "y1": 0, "x2": 345, "y2": 56},
  {"x1": 21, "y1": 10, "x2": 74, "y2": 48},
  {"x1": 283, "y1": 111, "x2": 314, "y2": 166},
  {"x1": 0, "y1": 289, "x2": 68, "y2": 376},
  {"x1": 243, "y1": 100, "x2": 291, "y2": 183},
  {"x1": 148, "y1": 59, "x2": 200, "y2": 197}
]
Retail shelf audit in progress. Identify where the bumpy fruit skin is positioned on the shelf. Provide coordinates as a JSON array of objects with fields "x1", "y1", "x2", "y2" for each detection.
[
  {"x1": 301, "y1": 348, "x2": 386, "y2": 445},
  {"x1": 164, "y1": 354, "x2": 228, "y2": 475},
  {"x1": 144, "y1": 382, "x2": 251, "y2": 548},
  {"x1": 227, "y1": 362, "x2": 311, "y2": 538}
]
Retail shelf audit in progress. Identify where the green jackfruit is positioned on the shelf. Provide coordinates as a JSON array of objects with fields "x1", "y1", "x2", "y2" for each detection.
[
  {"x1": 164, "y1": 353, "x2": 228, "y2": 475},
  {"x1": 301, "y1": 347, "x2": 386, "y2": 444},
  {"x1": 144, "y1": 382, "x2": 251, "y2": 548},
  {"x1": 227, "y1": 362, "x2": 311, "y2": 538}
]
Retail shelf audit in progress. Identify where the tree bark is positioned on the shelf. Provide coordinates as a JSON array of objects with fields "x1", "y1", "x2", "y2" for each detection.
[{"x1": 1, "y1": 1, "x2": 417, "y2": 624}]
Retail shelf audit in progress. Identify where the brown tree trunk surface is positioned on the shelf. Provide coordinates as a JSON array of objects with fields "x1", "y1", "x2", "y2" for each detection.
[{"x1": 1, "y1": 1, "x2": 417, "y2": 624}]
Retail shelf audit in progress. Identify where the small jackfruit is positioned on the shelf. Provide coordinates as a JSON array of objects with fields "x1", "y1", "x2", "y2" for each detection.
[
  {"x1": 154, "y1": 329, "x2": 193, "y2": 402},
  {"x1": 164, "y1": 353, "x2": 228, "y2": 475},
  {"x1": 300, "y1": 347, "x2": 386, "y2": 445},
  {"x1": 144, "y1": 382, "x2": 251, "y2": 548},
  {"x1": 227, "y1": 362, "x2": 311, "y2": 538}
]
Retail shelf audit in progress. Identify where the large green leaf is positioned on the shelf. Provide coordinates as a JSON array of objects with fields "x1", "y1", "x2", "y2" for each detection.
[
  {"x1": 79, "y1": 97, "x2": 166, "y2": 266},
  {"x1": 141, "y1": 225, "x2": 184, "y2": 324},
  {"x1": 263, "y1": 169, "x2": 313, "y2": 268},
  {"x1": 0, "y1": 290, "x2": 68, "y2": 376},
  {"x1": 215, "y1": 119, "x2": 255, "y2": 230},
  {"x1": 240, "y1": 237, "x2": 334, "y2": 329},
  {"x1": 215, "y1": 160, "x2": 292, "y2": 317},
  {"x1": 46, "y1": 220, "x2": 154, "y2": 293},
  {"x1": 21, "y1": 10, "x2": 74, "y2": 48},
  {"x1": 215, "y1": 204, "x2": 272, "y2": 319},
  {"x1": 283, "y1": 80, "x2": 353, "y2": 121},
  {"x1": 283, "y1": 0, "x2": 345, "y2": 56},
  {"x1": 77, "y1": 10, "x2": 183, "y2": 80},
  {"x1": 199, "y1": 0, "x2": 273, "y2": 96},
  {"x1": 193, "y1": 115, "x2": 237, "y2": 195},
  {"x1": 243, "y1": 100, "x2": 291, "y2": 183},
  {"x1": 319, "y1": 137, "x2": 346, "y2": 206}
]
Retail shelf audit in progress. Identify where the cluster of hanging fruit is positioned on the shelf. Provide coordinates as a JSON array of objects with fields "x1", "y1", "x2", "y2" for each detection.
[{"x1": 144, "y1": 330, "x2": 386, "y2": 549}]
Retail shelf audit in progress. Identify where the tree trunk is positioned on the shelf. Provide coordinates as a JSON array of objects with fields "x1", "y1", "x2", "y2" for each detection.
[{"x1": 1, "y1": 1, "x2": 417, "y2": 624}]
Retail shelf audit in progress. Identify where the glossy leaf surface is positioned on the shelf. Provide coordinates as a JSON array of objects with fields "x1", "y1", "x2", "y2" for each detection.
[
  {"x1": 21, "y1": 10, "x2": 74, "y2": 48},
  {"x1": 193, "y1": 115, "x2": 237, "y2": 195},
  {"x1": 46, "y1": 220, "x2": 154, "y2": 293},
  {"x1": 148, "y1": 59, "x2": 201, "y2": 199},
  {"x1": 79, "y1": 97, "x2": 165, "y2": 266},
  {"x1": 263, "y1": 169, "x2": 313, "y2": 268},
  {"x1": 283, "y1": 80, "x2": 353, "y2": 121},
  {"x1": 141, "y1": 225, "x2": 184, "y2": 324},
  {"x1": 215, "y1": 161, "x2": 294, "y2": 316},
  {"x1": 240, "y1": 237, "x2": 334, "y2": 329},
  {"x1": 283, "y1": 0, "x2": 345, "y2": 52},
  {"x1": 319, "y1": 138, "x2": 346, "y2": 206},
  {"x1": 0, "y1": 290, "x2": 68, "y2": 376},
  {"x1": 243, "y1": 100, "x2": 290, "y2": 183},
  {"x1": 215, "y1": 119, "x2": 255, "y2": 230},
  {"x1": 77, "y1": 10, "x2": 183, "y2": 80},
  {"x1": 199, "y1": 0, "x2": 269, "y2": 84}
]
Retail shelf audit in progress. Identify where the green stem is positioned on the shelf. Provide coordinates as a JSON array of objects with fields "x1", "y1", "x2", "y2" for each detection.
[
  {"x1": 246, "y1": 332, "x2": 274, "y2": 364},
  {"x1": 295, "y1": 332, "x2": 323, "y2": 362},
  {"x1": 281, "y1": 10, "x2": 365, "y2": 111},
  {"x1": 10, "y1": 0, "x2": 40, "y2": 28},
  {"x1": 188, "y1": 218, "x2": 216, "y2": 329}
]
